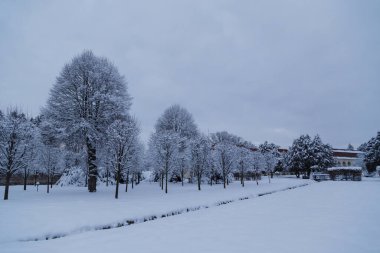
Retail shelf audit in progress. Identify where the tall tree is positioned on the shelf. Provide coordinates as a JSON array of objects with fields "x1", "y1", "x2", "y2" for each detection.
[
  {"x1": 43, "y1": 50, "x2": 131, "y2": 192},
  {"x1": 190, "y1": 135, "x2": 211, "y2": 190},
  {"x1": 106, "y1": 116, "x2": 140, "y2": 199},
  {"x1": 259, "y1": 141, "x2": 280, "y2": 183},
  {"x1": 148, "y1": 131, "x2": 179, "y2": 194},
  {"x1": 0, "y1": 109, "x2": 34, "y2": 200},
  {"x1": 236, "y1": 144, "x2": 255, "y2": 187},
  {"x1": 21, "y1": 123, "x2": 40, "y2": 191},
  {"x1": 155, "y1": 104, "x2": 198, "y2": 185},
  {"x1": 211, "y1": 131, "x2": 240, "y2": 188}
]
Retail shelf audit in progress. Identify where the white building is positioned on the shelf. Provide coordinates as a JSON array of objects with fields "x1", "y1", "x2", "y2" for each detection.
[{"x1": 332, "y1": 149, "x2": 364, "y2": 167}]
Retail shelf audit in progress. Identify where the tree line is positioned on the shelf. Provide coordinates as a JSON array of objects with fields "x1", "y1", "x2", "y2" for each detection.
[{"x1": 1, "y1": 51, "x2": 378, "y2": 200}]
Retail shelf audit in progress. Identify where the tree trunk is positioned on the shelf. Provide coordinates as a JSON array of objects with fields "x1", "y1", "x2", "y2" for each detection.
[
  {"x1": 87, "y1": 138, "x2": 97, "y2": 192},
  {"x1": 115, "y1": 166, "x2": 120, "y2": 199},
  {"x1": 131, "y1": 173, "x2": 134, "y2": 189},
  {"x1": 47, "y1": 171, "x2": 50, "y2": 194},
  {"x1": 181, "y1": 169, "x2": 184, "y2": 186},
  {"x1": 34, "y1": 171, "x2": 37, "y2": 186},
  {"x1": 223, "y1": 172, "x2": 226, "y2": 189},
  {"x1": 307, "y1": 168, "x2": 311, "y2": 179},
  {"x1": 161, "y1": 172, "x2": 164, "y2": 190},
  {"x1": 85, "y1": 170, "x2": 88, "y2": 187},
  {"x1": 4, "y1": 172, "x2": 11, "y2": 200},
  {"x1": 125, "y1": 170, "x2": 129, "y2": 192},
  {"x1": 23, "y1": 170, "x2": 28, "y2": 191},
  {"x1": 106, "y1": 168, "x2": 109, "y2": 187},
  {"x1": 197, "y1": 173, "x2": 201, "y2": 191},
  {"x1": 165, "y1": 170, "x2": 168, "y2": 194}
]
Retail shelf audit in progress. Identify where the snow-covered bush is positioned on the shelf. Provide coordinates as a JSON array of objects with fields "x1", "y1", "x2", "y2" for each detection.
[{"x1": 57, "y1": 167, "x2": 116, "y2": 187}]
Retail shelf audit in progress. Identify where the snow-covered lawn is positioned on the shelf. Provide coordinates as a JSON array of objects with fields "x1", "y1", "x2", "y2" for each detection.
[
  {"x1": 0, "y1": 177, "x2": 306, "y2": 244},
  {"x1": 2, "y1": 178, "x2": 380, "y2": 253}
]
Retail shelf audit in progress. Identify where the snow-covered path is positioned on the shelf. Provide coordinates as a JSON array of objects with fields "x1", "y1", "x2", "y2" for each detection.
[
  {"x1": 0, "y1": 178, "x2": 306, "y2": 243},
  {"x1": 2, "y1": 178, "x2": 380, "y2": 253}
]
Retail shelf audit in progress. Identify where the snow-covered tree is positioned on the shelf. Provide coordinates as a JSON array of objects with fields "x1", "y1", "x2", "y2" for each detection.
[
  {"x1": 236, "y1": 145, "x2": 255, "y2": 187},
  {"x1": 285, "y1": 134, "x2": 333, "y2": 178},
  {"x1": 106, "y1": 116, "x2": 140, "y2": 199},
  {"x1": 211, "y1": 132, "x2": 240, "y2": 188},
  {"x1": 43, "y1": 50, "x2": 131, "y2": 192},
  {"x1": 0, "y1": 109, "x2": 34, "y2": 200},
  {"x1": 251, "y1": 151, "x2": 262, "y2": 185},
  {"x1": 155, "y1": 104, "x2": 198, "y2": 185},
  {"x1": 360, "y1": 132, "x2": 380, "y2": 173},
  {"x1": 311, "y1": 135, "x2": 334, "y2": 171},
  {"x1": 148, "y1": 131, "x2": 180, "y2": 193},
  {"x1": 21, "y1": 123, "x2": 41, "y2": 191},
  {"x1": 259, "y1": 141, "x2": 280, "y2": 183},
  {"x1": 155, "y1": 104, "x2": 198, "y2": 138},
  {"x1": 190, "y1": 135, "x2": 211, "y2": 190},
  {"x1": 39, "y1": 145, "x2": 62, "y2": 193},
  {"x1": 347, "y1": 143, "x2": 354, "y2": 151},
  {"x1": 126, "y1": 141, "x2": 144, "y2": 190},
  {"x1": 38, "y1": 117, "x2": 64, "y2": 193}
]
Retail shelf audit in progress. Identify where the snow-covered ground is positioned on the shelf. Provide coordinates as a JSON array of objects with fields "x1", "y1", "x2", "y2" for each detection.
[
  {"x1": 0, "y1": 177, "x2": 306, "y2": 243},
  {"x1": 2, "y1": 178, "x2": 380, "y2": 253}
]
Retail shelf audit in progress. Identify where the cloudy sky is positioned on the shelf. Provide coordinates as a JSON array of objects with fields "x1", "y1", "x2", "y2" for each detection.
[{"x1": 0, "y1": 0, "x2": 379, "y2": 148}]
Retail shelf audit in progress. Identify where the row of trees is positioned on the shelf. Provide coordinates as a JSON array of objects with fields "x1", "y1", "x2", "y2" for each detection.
[
  {"x1": 146, "y1": 104, "x2": 283, "y2": 193},
  {"x1": 3, "y1": 50, "x2": 370, "y2": 200}
]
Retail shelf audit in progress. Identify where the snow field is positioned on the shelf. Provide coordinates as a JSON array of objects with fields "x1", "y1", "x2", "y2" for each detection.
[
  {"x1": 0, "y1": 177, "x2": 307, "y2": 244},
  {"x1": 3, "y1": 178, "x2": 380, "y2": 253}
]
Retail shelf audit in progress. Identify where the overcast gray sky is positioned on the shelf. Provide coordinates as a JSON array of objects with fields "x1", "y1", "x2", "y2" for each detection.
[{"x1": 0, "y1": 0, "x2": 379, "y2": 148}]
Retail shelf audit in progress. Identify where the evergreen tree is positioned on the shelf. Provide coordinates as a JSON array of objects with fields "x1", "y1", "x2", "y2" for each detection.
[
  {"x1": 285, "y1": 134, "x2": 333, "y2": 178},
  {"x1": 361, "y1": 132, "x2": 380, "y2": 173}
]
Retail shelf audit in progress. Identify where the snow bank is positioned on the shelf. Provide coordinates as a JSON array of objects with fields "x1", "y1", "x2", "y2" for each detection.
[{"x1": 327, "y1": 167, "x2": 362, "y2": 172}]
